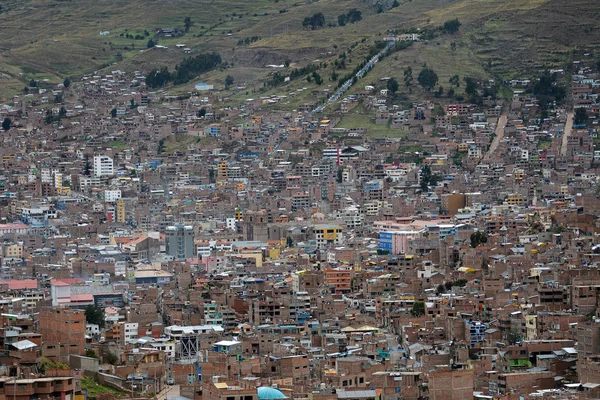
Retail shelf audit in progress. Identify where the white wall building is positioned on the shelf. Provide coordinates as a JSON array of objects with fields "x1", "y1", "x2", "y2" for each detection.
[
  {"x1": 124, "y1": 322, "x2": 139, "y2": 344},
  {"x1": 104, "y1": 189, "x2": 122, "y2": 203},
  {"x1": 94, "y1": 155, "x2": 114, "y2": 177}
]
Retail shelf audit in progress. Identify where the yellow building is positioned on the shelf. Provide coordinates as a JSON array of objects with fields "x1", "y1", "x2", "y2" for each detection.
[
  {"x1": 116, "y1": 199, "x2": 126, "y2": 223},
  {"x1": 504, "y1": 193, "x2": 526, "y2": 206},
  {"x1": 217, "y1": 161, "x2": 228, "y2": 181},
  {"x1": 3, "y1": 244, "x2": 24, "y2": 259},
  {"x1": 314, "y1": 224, "x2": 344, "y2": 248}
]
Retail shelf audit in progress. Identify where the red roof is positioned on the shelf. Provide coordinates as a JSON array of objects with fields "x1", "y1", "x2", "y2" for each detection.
[
  {"x1": 0, "y1": 280, "x2": 38, "y2": 290},
  {"x1": 51, "y1": 278, "x2": 84, "y2": 286}
]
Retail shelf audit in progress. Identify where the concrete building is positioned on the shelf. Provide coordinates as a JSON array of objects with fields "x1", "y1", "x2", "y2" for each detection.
[
  {"x1": 93, "y1": 154, "x2": 114, "y2": 177},
  {"x1": 166, "y1": 224, "x2": 195, "y2": 260}
]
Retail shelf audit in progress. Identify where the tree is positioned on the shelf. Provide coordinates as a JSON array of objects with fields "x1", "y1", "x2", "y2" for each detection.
[
  {"x1": 111, "y1": 108, "x2": 117, "y2": 118},
  {"x1": 59, "y1": 107, "x2": 67, "y2": 118},
  {"x1": 184, "y1": 16, "x2": 193, "y2": 32},
  {"x1": 84, "y1": 304, "x2": 105, "y2": 328},
  {"x1": 29, "y1": 79, "x2": 37, "y2": 87},
  {"x1": 387, "y1": 77, "x2": 399, "y2": 95},
  {"x1": 418, "y1": 68, "x2": 438, "y2": 91},
  {"x1": 284, "y1": 60, "x2": 290, "y2": 68},
  {"x1": 104, "y1": 351, "x2": 118, "y2": 365},
  {"x1": 208, "y1": 168, "x2": 216, "y2": 183},
  {"x1": 198, "y1": 108, "x2": 206, "y2": 118},
  {"x1": 84, "y1": 155, "x2": 91, "y2": 176},
  {"x1": 63, "y1": 77, "x2": 71, "y2": 88},
  {"x1": 449, "y1": 74, "x2": 460, "y2": 87},
  {"x1": 85, "y1": 349, "x2": 99, "y2": 358},
  {"x1": 337, "y1": 14, "x2": 346, "y2": 26},
  {"x1": 464, "y1": 76, "x2": 477, "y2": 96},
  {"x1": 346, "y1": 8, "x2": 362, "y2": 23},
  {"x1": 450, "y1": 41, "x2": 456, "y2": 52},
  {"x1": 225, "y1": 74, "x2": 234, "y2": 89},
  {"x1": 470, "y1": 231, "x2": 488, "y2": 248},
  {"x1": 411, "y1": 301, "x2": 425, "y2": 317},
  {"x1": 157, "y1": 138, "x2": 166, "y2": 155},
  {"x1": 147, "y1": 39, "x2": 156, "y2": 48},
  {"x1": 574, "y1": 107, "x2": 587, "y2": 125},
  {"x1": 2, "y1": 117, "x2": 11, "y2": 132},
  {"x1": 443, "y1": 19, "x2": 461, "y2": 34},
  {"x1": 403, "y1": 67, "x2": 413, "y2": 88},
  {"x1": 337, "y1": 167, "x2": 343, "y2": 183},
  {"x1": 286, "y1": 236, "x2": 294, "y2": 248},
  {"x1": 436, "y1": 284, "x2": 446, "y2": 294},
  {"x1": 419, "y1": 164, "x2": 439, "y2": 191}
]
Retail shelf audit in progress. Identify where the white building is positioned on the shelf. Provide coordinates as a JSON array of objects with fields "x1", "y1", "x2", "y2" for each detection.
[
  {"x1": 124, "y1": 322, "x2": 139, "y2": 344},
  {"x1": 94, "y1": 155, "x2": 114, "y2": 177},
  {"x1": 226, "y1": 218, "x2": 237, "y2": 230},
  {"x1": 80, "y1": 176, "x2": 102, "y2": 190},
  {"x1": 104, "y1": 189, "x2": 122, "y2": 203},
  {"x1": 333, "y1": 206, "x2": 365, "y2": 228}
]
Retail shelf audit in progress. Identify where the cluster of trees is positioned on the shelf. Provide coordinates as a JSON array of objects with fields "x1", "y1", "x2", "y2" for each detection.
[
  {"x1": 436, "y1": 279, "x2": 468, "y2": 294},
  {"x1": 442, "y1": 19, "x2": 461, "y2": 34},
  {"x1": 575, "y1": 107, "x2": 588, "y2": 125},
  {"x1": 121, "y1": 31, "x2": 149, "y2": 40},
  {"x1": 84, "y1": 304, "x2": 105, "y2": 328},
  {"x1": 337, "y1": 8, "x2": 362, "y2": 26},
  {"x1": 307, "y1": 71, "x2": 323, "y2": 85},
  {"x1": 532, "y1": 71, "x2": 566, "y2": 113},
  {"x1": 302, "y1": 12, "x2": 325, "y2": 30},
  {"x1": 146, "y1": 52, "x2": 222, "y2": 88},
  {"x1": 396, "y1": 18, "x2": 461, "y2": 41},
  {"x1": 266, "y1": 64, "x2": 320, "y2": 87},
  {"x1": 237, "y1": 36, "x2": 261, "y2": 46},
  {"x1": 470, "y1": 231, "x2": 488, "y2": 248}
]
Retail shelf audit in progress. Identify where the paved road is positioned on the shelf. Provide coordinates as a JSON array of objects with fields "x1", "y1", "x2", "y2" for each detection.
[
  {"x1": 311, "y1": 40, "x2": 394, "y2": 114},
  {"x1": 483, "y1": 112, "x2": 508, "y2": 162},
  {"x1": 560, "y1": 111, "x2": 574, "y2": 157},
  {"x1": 156, "y1": 384, "x2": 180, "y2": 400}
]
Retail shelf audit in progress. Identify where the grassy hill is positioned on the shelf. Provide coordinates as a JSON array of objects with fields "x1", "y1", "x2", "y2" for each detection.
[{"x1": 0, "y1": 0, "x2": 598, "y2": 100}]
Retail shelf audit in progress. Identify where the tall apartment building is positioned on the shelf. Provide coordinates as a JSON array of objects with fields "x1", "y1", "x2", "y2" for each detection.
[
  {"x1": 38, "y1": 308, "x2": 86, "y2": 363},
  {"x1": 166, "y1": 224, "x2": 195, "y2": 260},
  {"x1": 93, "y1": 154, "x2": 114, "y2": 177}
]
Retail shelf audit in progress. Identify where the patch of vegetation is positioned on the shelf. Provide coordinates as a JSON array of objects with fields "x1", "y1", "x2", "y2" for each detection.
[
  {"x1": 337, "y1": 9, "x2": 362, "y2": 27},
  {"x1": 81, "y1": 376, "x2": 126, "y2": 398},
  {"x1": 146, "y1": 52, "x2": 222, "y2": 88},
  {"x1": 302, "y1": 12, "x2": 325, "y2": 30}
]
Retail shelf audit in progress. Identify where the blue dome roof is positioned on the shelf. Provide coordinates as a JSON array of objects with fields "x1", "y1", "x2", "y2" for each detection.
[{"x1": 257, "y1": 387, "x2": 288, "y2": 400}]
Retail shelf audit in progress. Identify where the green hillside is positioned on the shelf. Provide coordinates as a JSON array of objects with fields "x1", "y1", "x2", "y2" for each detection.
[{"x1": 0, "y1": 0, "x2": 598, "y2": 99}]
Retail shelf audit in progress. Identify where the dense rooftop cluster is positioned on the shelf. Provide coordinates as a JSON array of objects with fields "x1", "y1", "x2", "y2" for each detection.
[{"x1": 0, "y1": 45, "x2": 600, "y2": 400}]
